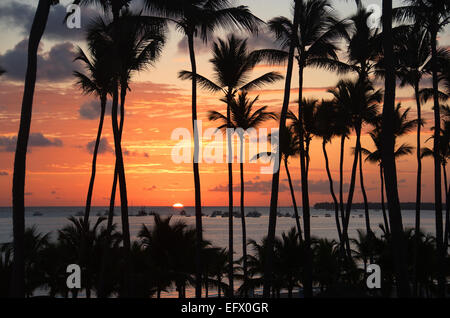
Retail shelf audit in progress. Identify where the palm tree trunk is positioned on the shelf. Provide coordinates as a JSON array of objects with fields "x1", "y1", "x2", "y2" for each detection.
[
  {"x1": 322, "y1": 140, "x2": 342, "y2": 243},
  {"x1": 83, "y1": 95, "x2": 106, "y2": 227},
  {"x1": 264, "y1": 0, "x2": 299, "y2": 297},
  {"x1": 443, "y1": 163, "x2": 449, "y2": 251},
  {"x1": 359, "y1": 148, "x2": 371, "y2": 235},
  {"x1": 379, "y1": 164, "x2": 390, "y2": 234},
  {"x1": 226, "y1": 92, "x2": 234, "y2": 298},
  {"x1": 343, "y1": 124, "x2": 361, "y2": 258},
  {"x1": 239, "y1": 136, "x2": 247, "y2": 296},
  {"x1": 381, "y1": 0, "x2": 410, "y2": 297},
  {"x1": 413, "y1": 82, "x2": 421, "y2": 296},
  {"x1": 430, "y1": 25, "x2": 445, "y2": 298},
  {"x1": 284, "y1": 158, "x2": 303, "y2": 240},
  {"x1": 11, "y1": 0, "x2": 52, "y2": 297},
  {"x1": 187, "y1": 31, "x2": 203, "y2": 298},
  {"x1": 298, "y1": 62, "x2": 313, "y2": 299},
  {"x1": 339, "y1": 135, "x2": 346, "y2": 240}
]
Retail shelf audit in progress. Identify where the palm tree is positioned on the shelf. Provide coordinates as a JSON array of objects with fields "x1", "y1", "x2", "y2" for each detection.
[
  {"x1": 188, "y1": 36, "x2": 281, "y2": 296},
  {"x1": 144, "y1": 0, "x2": 262, "y2": 298},
  {"x1": 382, "y1": 0, "x2": 411, "y2": 297},
  {"x1": 73, "y1": 39, "x2": 114, "y2": 229},
  {"x1": 394, "y1": 0, "x2": 450, "y2": 297},
  {"x1": 314, "y1": 100, "x2": 343, "y2": 245},
  {"x1": 266, "y1": 1, "x2": 349, "y2": 297},
  {"x1": 11, "y1": 0, "x2": 58, "y2": 297},
  {"x1": 264, "y1": 0, "x2": 300, "y2": 298},
  {"x1": 209, "y1": 92, "x2": 277, "y2": 295},
  {"x1": 327, "y1": 79, "x2": 381, "y2": 255},
  {"x1": 361, "y1": 105, "x2": 417, "y2": 234}
]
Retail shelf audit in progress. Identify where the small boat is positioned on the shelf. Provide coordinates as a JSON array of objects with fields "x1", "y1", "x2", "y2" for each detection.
[
  {"x1": 136, "y1": 209, "x2": 148, "y2": 216},
  {"x1": 32, "y1": 211, "x2": 43, "y2": 216},
  {"x1": 312, "y1": 215, "x2": 319, "y2": 218},
  {"x1": 210, "y1": 211, "x2": 222, "y2": 217},
  {"x1": 324, "y1": 213, "x2": 331, "y2": 218},
  {"x1": 246, "y1": 211, "x2": 261, "y2": 218}
]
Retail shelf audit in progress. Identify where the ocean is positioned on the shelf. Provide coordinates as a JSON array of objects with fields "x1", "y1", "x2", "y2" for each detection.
[{"x1": 0, "y1": 206, "x2": 440, "y2": 297}]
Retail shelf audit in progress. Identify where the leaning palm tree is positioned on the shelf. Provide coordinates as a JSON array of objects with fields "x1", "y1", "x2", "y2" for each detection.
[
  {"x1": 188, "y1": 36, "x2": 282, "y2": 296},
  {"x1": 73, "y1": 39, "x2": 114, "y2": 229},
  {"x1": 361, "y1": 105, "x2": 417, "y2": 234},
  {"x1": 11, "y1": 0, "x2": 58, "y2": 298},
  {"x1": 327, "y1": 79, "x2": 381, "y2": 255},
  {"x1": 209, "y1": 92, "x2": 277, "y2": 295},
  {"x1": 144, "y1": 0, "x2": 262, "y2": 298},
  {"x1": 394, "y1": 0, "x2": 450, "y2": 297}
]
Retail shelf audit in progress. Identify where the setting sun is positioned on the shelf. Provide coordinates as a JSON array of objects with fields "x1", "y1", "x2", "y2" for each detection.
[{"x1": 172, "y1": 203, "x2": 184, "y2": 208}]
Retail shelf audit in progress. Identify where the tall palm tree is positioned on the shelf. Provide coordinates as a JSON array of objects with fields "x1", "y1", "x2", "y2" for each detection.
[
  {"x1": 314, "y1": 100, "x2": 343, "y2": 245},
  {"x1": 394, "y1": 0, "x2": 450, "y2": 297},
  {"x1": 86, "y1": 12, "x2": 166, "y2": 297},
  {"x1": 209, "y1": 92, "x2": 277, "y2": 295},
  {"x1": 327, "y1": 79, "x2": 381, "y2": 254},
  {"x1": 361, "y1": 105, "x2": 417, "y2": 234},
  {"x1": 264, "y1": 0, "x2": 300, "y2": 298},
  {"x1": 11, "y1": 0, "x2": 58, "y2": 298},
  {"x1": 144, "y1": 0, "x2": 262, "y2": 298},
  {"x1": 185, "y1": 35, "x2": 282, "y2": 296},
  {"x1": 267, "y1": 1, "x2": 349, "y2": 297},
  {"x1": 73, "y1": 40, "x2": 114, "y2": 229},
  {"x1": 382, "y1": 0, "x2": 411, "y2": 297}
]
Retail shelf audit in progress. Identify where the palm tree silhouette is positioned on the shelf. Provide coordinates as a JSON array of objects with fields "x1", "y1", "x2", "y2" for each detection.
[
  {"x1": 314, "y1": 100, "x2": 344, "y2": 245},
  {"x1": 327, "y1": 79, "x2": 381, "y2": 255},
  {"x1": 144, "y1": 0, "x2": 262, "y2": 298},
  {"x1": 11, "y1": 0, "x2": 58, "y2": 297},
  {"x1": 264, "y1": 0, "x2": 300, "y2": 298},
  {"x1": 361, "y1": 105, "x2": 416, "y2": 234},
  {"x1": 394, "y1": 0, "x2": 450, "y2": 296},
  {"x1": 209, "y1": 92, "x2": 277, "y2": 295},
  {"x1": 186, "y1": 35, "x2": 282, "y2": 296},
  {"x1": 73, "y1": 34, "x2": 114, "y2": 229},
  {"x1": 266, "y1": 1, "x2": 349, "y2": 297}
]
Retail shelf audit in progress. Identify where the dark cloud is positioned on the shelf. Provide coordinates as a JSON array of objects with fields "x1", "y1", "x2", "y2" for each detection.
[
  {"x1": 25, "y1": 192, "x2": 32, "y2": 196},
  {"x1": 86, "y1": 137, "x2": 113, "y2": 155},
  {"x1": 78, "y1": 100, "x2": 111, "y2": 120},
  {"x1": 0, "y1": 3, "x2": 99, "y2": 42},
  {"x1": 0, "y1": 171, "x2": 8, "y2": 176},
  {"x1": 144, "y1": 185, "x2": 157, "y2": 191},
  {"x1": 0, "y1": 133, "x2": 63, "y2": 152},
  {"x1": 0, "y1": 39, "x2": 81, "y2": 81},
  {"x1": 245, "y1": 30, "x2": 280, "y2": 51}
]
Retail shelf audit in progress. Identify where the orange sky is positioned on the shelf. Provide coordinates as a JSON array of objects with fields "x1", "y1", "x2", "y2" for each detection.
[{"x1": 0, "y1": 0, "x2": 448, "y2": 207}]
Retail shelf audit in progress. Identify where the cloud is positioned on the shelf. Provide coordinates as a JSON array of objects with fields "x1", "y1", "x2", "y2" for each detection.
[
  {"x1": 308, "y1": 180, "x2": 350, "y2": 194},
  {"x1": 144, "y1": 185, "x2": 157, "y2": 191},
  {"x1": 0, "y1": 39, "x2": 81, "y2": 81},
  {"x1": 86, "y1": 137, "x2": 113, "y2": 155},
  {"x1": 78, "y1": 100, "x2": 111, "y2": 120},
  {"x1": 0, "y1": 133, "x2": 63, "y2": 152},
  {"x1": 177, "y1": 37, "x2": 210, "y2": 55},
  {"x1": 0, "y1": 171, "x2": 8, "y2": 176},
  {"x1": 0, "y1": 3, "x2": 98, "y2": 42},
  {"x1": 25, "y1": 192, "x2": 32, "y2": 196},
  {"x1": 245, "y1": 30, "x2": 280, "y2": 51},
  {"x1": 210, "y1": 179, "x2": 289, "y2": 193}
]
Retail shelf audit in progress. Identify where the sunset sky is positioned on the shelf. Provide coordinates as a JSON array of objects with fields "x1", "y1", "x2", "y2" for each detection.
[{"x1": 0, "y1": 0, "x2": 449, "y2": 207}]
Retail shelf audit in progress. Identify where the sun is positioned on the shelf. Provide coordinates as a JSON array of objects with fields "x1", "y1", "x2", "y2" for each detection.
[{"x1": 172, "y1": 203, "x2": 184, "y2": 208}]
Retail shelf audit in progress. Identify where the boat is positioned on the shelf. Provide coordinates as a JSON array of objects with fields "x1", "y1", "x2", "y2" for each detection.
[
  {"x1": 210, "y1": 211, "x2": 222, "y2": 217},
  {"x1": 32, "y1": 211, "x2": 43, "y2": 216},
  {"x1": 324, "y1": 213, "x2": 331, "y2": 218},
  {"x1": 136, "y1": 209, "x2": 148, "y2": 216},
  {"x1": 246, "y1": 211, "x2": 261, "y2": 218}
]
